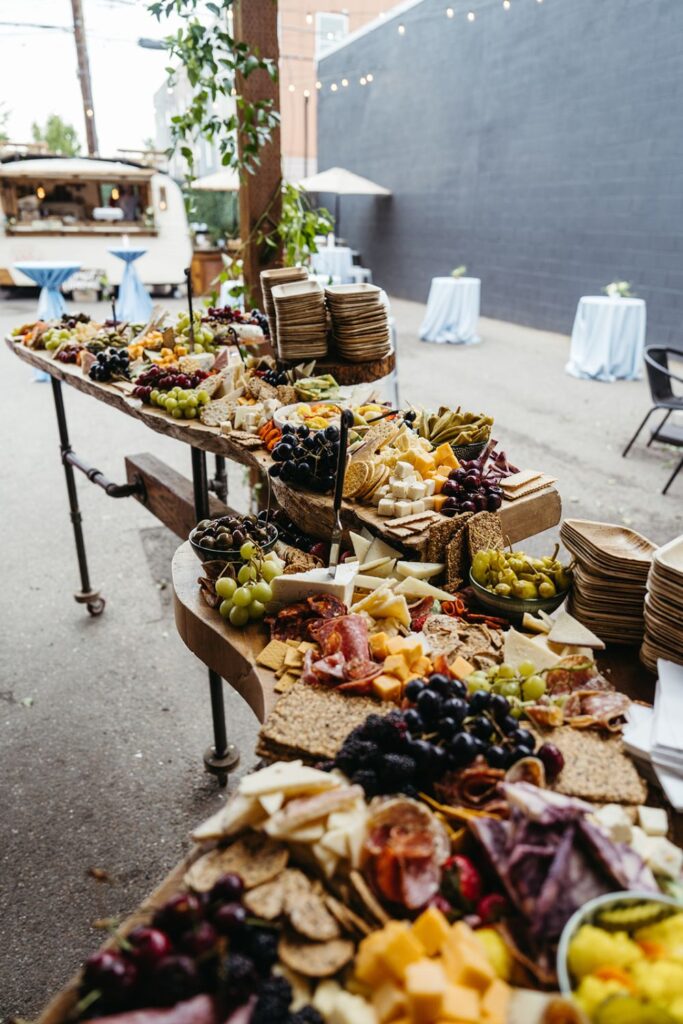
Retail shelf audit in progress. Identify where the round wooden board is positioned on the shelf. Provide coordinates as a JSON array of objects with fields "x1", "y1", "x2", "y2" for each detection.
[
  {"x1": 306, "y1": 348, "x2": 396, "y2": 385},
  {"x1": 172, "y1": 541, "x2": 278, "y2": 722}
]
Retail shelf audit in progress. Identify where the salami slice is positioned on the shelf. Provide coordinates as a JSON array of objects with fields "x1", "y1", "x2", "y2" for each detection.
[
  {"x1": 545, "y1": 655, "x2": 612, "y2": 695},
  {"x1": 565, "y1": 689, "x2": 632, "y2": 731}
]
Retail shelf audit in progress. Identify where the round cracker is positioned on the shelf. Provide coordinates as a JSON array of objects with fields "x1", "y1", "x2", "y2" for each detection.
[
  {"x1": 243, "y1": 874, "x2": 287, "y2": 919},
  {"x1": 289, "y1": 894, "x2": 341, "y2": 941},
  {"x1": 343, "y1": 461, "x2": 371, "y2": 498},
  {"x1": 184, "y1": 833, "x2": 288, "y2": 892},
  {"x1": 278, "y1": 934, "x2": 355, "y2": 978}
]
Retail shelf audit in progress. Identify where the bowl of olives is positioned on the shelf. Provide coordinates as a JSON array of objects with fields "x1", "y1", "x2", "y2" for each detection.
[
  {"x1": 469, "y1": 547, "x2": 571, "y2": 618},
  {"x1": 189, "y1": 514, "x2": 278, "y2": 563}
]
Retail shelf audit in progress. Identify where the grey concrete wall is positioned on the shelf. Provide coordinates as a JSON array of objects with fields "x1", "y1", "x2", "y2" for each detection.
[{"x1": 317, "y1": 0, "x2": 683, "y2": 347}]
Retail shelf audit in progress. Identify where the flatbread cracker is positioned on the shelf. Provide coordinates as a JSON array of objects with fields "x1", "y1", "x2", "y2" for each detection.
[
  {"x1": 184, "y1": 833, "x2": 289, "y2": 891},
  {"x1": 500, "y1": 469, "x2": 543, "y2": 491},
  {"x1": 289, "y1": 894, "x2": 341, "y2": 941},
  {"x1": 277, "y1": 934, "x2": 355, "y2": 978},
  {"x1": 200, "y1": 394, "x2": 239, "y2": 427},
  {"x1": 467, "y1": 511, "x2": 504, "y2": 558},
  {"x1": 528, "y1": 725, "x2": 647, "y2": 804},
  {"x1": 324, "y1": 894, "x2": 372, "y2": 937},
  {"x1": 446, "y1": 529, "x2": 468, "y2": 586}
]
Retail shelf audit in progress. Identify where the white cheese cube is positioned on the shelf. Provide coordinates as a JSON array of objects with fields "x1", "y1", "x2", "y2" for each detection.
[
  {"x1": 394, "y1": 500, "x2": 412, "y2": 517},
  {"x1": 394, "y1": 460, "x2": 413, "y2": 480},
  {"x1": 423, "y1": 497, "x2": 435, "y2": 511},
  {"x1": 646, "y1": 837, "x2": 683, "y2": 879},
  {"x1": 391, "y1": 480, "x2": 409, "y2": 499},
  {"x1": 423, "y1": 478, "x2": 436, "y2": 497},
  {"x1": 630, "y1": 825, "x2": 654, "y2": 859},
  {"x1": 376, "y1": 484, "x2": 390, "y2": 498},
  {"x1": 407, "y1": 481, "x2": 427, "y2": 500},
  {"x1": 593, "y1": 804, "x2": 633, "y2": 845},
  {"x1": 637, "y1": 806, "x2": 668, "y2": 837},
  {"x1": 377, "y1": 498, "x2": 396, "y2": 516},
  {"x1": 410, "y1": 500, "x2": 426, "y2": 514}
]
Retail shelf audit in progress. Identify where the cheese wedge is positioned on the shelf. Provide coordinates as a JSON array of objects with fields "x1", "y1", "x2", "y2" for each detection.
[
  {"x1": 395, "y1": 561, "x2": 445, "y2": 581},
  {"x1": 547, "y1": 610, "x2": 605, "y2": 650},
  {"x1": 503, "y1": 629, "x2": 562, "y2": 673},
  {"x1": 394, "y1": 577, "x2": 453, "y2": 602},
  {"x1": 354, "y1": 574, "x2": 396, "y2": 592},
  {"x1": 240, "y1": 761, "x2": 339, "y2": 797},
  {"x1": 365, "y1": 536, "x2": 402, "y2": 564},
  {"x1": 350, "y1": 531, "x2": 371, "y2": 562}
]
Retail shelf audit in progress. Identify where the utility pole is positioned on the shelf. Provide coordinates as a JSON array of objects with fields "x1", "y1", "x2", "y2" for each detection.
[{"x1": 70, "y1": 0, "x2": 99, "y2": 155}]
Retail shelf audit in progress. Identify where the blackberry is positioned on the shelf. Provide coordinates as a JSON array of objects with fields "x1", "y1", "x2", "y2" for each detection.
[
  {"x1": 252, "y1": 975, "x2": 292, "y2": 1024},
  {"x1": 218, "y1": 952, "x2": 258, "y2": 1005},
  {"x1": 237, "y1": 925, "x2": 279, "y2": 973},
  {"x1": 288, "y1": 1008, "x2": 325, "y2": 1024},
  {"x1": 351, "y1": 769, "x2": 380, "y2": 796},
  {"x1": 382, "y1": 753, "x2": 417, "y2": 786}
]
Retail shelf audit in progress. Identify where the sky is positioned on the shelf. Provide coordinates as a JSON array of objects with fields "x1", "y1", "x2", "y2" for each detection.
[{"x1": 0, "y1": 0, "x2": 179, "y2": 155}]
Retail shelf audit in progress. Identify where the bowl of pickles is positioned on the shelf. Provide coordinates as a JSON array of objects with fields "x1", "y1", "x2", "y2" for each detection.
[
  {"x1": 469, "y1": 546, "x2": 572, "y2": 617},
  {"x1": 557, "y1": 891, "x2": 683, "y2": 1023}
]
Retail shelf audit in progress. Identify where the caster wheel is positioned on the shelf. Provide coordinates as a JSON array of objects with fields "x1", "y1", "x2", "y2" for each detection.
[{"x1": 87, "y1": 597, "x2": 106, "y2": 616}]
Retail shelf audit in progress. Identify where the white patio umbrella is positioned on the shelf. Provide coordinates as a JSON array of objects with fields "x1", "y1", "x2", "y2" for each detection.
[
  {"x1": 190, "y1": 168, "x2": 240, "y2": 192},
  {"x1": 298, "y1": 166, "x2": 391, "y2": 236}
]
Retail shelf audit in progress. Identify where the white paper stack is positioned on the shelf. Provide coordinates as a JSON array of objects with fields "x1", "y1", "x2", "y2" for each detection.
[{"x1": 623, "y1": 659, "x2": 683, "y2": 811}]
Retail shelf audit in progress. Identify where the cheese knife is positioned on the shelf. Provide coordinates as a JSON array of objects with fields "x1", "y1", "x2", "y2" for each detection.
[{"x1": 328, "y1": 408, "x2": 354, "y2": 578}]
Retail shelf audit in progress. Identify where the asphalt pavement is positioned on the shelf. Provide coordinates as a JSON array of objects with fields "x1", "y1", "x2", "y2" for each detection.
[{"x1": 0, "y1": 293, "x2": 680, "y2": 1018}]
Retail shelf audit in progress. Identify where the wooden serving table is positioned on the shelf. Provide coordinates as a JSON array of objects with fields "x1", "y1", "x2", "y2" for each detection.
[{"x1": 7, "y1": 337, "x2": 562, "y2": 784}]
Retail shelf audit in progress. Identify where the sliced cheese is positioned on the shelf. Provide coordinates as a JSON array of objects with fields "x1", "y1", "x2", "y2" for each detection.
[
  {"x1": 395, "y1": 560, "x2": 444, "y2": 581},
  {"x1": 394, "y1": 576, "x2": 453, "y2": 602},
  {"x1": 547, "y1": 610, "x2": 606, "y2": 650},
  {"x1": 259, "y1": 791, "x2": 285, "y2": 815},
  {"x1": 358, "y1": 556, "x2": 394, "y2": 576},
  {"x1": 240, "y1": 760, "x2": 339, "y2": 797},
  {"x1": 350, "y1": 531, "x2": 371, "y2": 562},
  {"x1": 354, "y1": 574, "x2": 395, "y2": 592},
  {"x1": 503, "y1": 629, "x2": 562, "y2": 673},
  {"x1": 521, "y1": 612, "x2": 551, "y2": 635}
]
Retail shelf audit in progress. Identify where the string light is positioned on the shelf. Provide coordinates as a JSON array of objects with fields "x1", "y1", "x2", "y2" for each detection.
[
  {"x1": 446, "y1": 6, "x2": 454, "y2": 17},
  {"x1": 503, "y1": 0, "x2": 510, "y2": 7},
  {"x1": 397, "y1": 22, "x2": 405, "y2": 34},
  {"x1": 305, "y1": 11, "x2": 312, "y2": 23},
  {"x1": 366, "y1": 73, "x2": 374, "y2": 82},
  {"x1": 36, "y1": 185, "x2": 45, "y2": 200},
  {"x1": 111, "y1": 187, "x2": 120, "y2": 201},
  {"x1": 86, "y1": 107, "x2": 94, "y2": 117},
  {"x1": 467, "y1": 10, "x2": 475, "y2": 20},
  {"x1": 359, "y1": 76, "x2": 367, "y2": 85},
  {"x1": 330, "y1": 82, "x2": 338, "y2": 91},
  {"x1": 303, "y1": 89, "x2": 310, "y2": 98},
  {"x1": 341, "y1": 77, "x2": 348, "y2": 87},
  {"x1": 315, "y1": 80, "x2": 322, "y2": 89},
  {"x1": 288, "y1": 83, "x2": 295, "y2": 92}
]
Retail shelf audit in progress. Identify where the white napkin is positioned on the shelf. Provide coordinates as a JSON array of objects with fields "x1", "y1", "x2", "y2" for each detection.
[{"x1": 623, "y1": 666, "x2": 683, "y2": 811}]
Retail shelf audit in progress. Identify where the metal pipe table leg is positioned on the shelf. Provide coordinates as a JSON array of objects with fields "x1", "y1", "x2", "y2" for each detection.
[
  {"x1": 211, "y1": 454, "x2": 228, "y2": 504},
  {"x1": 51, "y1": 378, "x2": 105, "y2": 616},
  {"x1": 190, "y1": 446, "x2": 239, "y2": 784}
]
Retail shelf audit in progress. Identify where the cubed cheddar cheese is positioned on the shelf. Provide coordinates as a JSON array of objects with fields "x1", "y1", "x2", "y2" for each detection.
[
  {"x1": 387, "y1": 635, "x2": 410, "y2": 655},
  {"x1": 481, "y1": 978, "x2": 510, "y2": 1024},
  {"x1": 439, "y1": 983, "x2": 481, "y2": 1022},
  {"x1": 442, "y1": 925, "x2": 496, "y2": 992},
  {"x1": 369, "y1": 631, "x2": 391, "y2": 660},
  {"x1": 412, "y1": 655, "x2": 433, "y2": 675},
  {"x1": 433, "y1": 493, "x2": 448, "y2": 509},
  {"x1": 372, "y1": 980, "x2": 408, "y2": 1023},
  {"x1": 412, "y1": 906, "x2": 452, "y2": 957},
  {"x1": 433, "y1": 443, "x2": 458, "y2": 469},
  {"x1": 414, "y1": 453, "x2": 436, "y2": 477},
  {"x1": 404, "y1": 958, "x2": 447, "y2": 1023},
  {"x1": 449, "y1": 656, "x2": 476, "y2": 680},
  {"x1": 373, "y1": 674, "x2": 403, "y2": 702},
  {"x1": 356, "y1": 928, "x2": 399, "y2": 987},
  {"x1": 383, "y1": 654, "x2": 412, "y2": 682},
  {"x1": 380, "y1": 923, "x2": 427, "y2": 980}
]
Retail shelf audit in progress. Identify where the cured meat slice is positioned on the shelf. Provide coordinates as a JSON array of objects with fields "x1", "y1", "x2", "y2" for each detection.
[
  {"x1": 545, "y1": 655, "x2": 612, "y2": 696},
  {"x1": 564, "y1": 690, "x2": 632, "y2": 731},
  {"x1": 89, "y1": 996, "x2": 218, "y2": 1024},
  {"x1": 303, "y1": 614, "x2": 380, "y2": 691},
  {"x1": 434, "y1": 761, "x2": 506, "y2": 810}
]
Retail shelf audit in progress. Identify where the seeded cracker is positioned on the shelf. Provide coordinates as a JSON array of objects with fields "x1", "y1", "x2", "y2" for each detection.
[
  {"x1": 528, "y1": 725, "x2": 647, "y2": 804},
  {"x1": 446, "y1": 529, "x2": 469, "y2": 587},
  {"x1": 467, "y1": 511, "x2": 504, "y2": 559},
  {"x1": 278, "y1": 934, "x2": 355, "y2": 978},
  {"x1": 343, "y1": 461, "x2": 370, "y2": 499},
  {"x1": 427, "y1": 512, "x2": 473, "y2": 563},
  {"x1": 243, "y1": 874, "x2": 287, "y2": 919},
  {"x1": 184, "y1": 833, "x2": 288, "y2": 891},
  {"x1": 257, "y1": 681, "x2": 391, "y2": 761}
]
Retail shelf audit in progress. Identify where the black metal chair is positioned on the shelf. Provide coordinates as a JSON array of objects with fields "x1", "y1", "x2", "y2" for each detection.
[{"x1": 622, "y1": 346, "x2": 683, "y2": 494}]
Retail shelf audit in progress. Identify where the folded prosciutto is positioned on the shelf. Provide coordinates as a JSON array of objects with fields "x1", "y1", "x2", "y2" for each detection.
[{"x1": 303, "y1": 615, "x2": 382, "y2": 692}]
